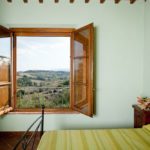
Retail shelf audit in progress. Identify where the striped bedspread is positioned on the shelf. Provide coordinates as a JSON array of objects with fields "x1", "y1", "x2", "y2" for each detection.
[{"x1": 37, "y1": 126, "x2": 150, "y2": 150}]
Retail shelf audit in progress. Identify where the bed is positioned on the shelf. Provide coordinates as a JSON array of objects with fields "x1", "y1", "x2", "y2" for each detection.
[
  {"x1": 13, "y1": 106, "x2": 150, "y2": 150},
  {"x1": 37, "y1": 125, "x2": 150, "y2": 150}
]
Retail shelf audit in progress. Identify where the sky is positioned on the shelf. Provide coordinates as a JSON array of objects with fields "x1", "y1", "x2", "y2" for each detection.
[
  {"x1": 17, "y1": 36, "x2": 70, "y2": 71},
  {"x1": 0, "y1": 38, "x2": 11, "y2": 58}
]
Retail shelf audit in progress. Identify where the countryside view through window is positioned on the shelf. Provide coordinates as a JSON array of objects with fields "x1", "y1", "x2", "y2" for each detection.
[{"x1": 17, "y1": 37, "x2": 70, "y2": 108}]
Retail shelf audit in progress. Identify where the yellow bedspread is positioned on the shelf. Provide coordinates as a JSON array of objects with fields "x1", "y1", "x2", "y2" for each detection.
[{"x1": 37, "y1": 127, "x2": 150, "y2": 150}]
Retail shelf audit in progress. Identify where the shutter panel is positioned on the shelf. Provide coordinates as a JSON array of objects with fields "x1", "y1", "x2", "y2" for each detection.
[
  {"x1": 71, "y1": 23, "x2": 94, "y2": 117},
  {"x1": 0, "y1": 25, "x2": 12, "y2": 108}
]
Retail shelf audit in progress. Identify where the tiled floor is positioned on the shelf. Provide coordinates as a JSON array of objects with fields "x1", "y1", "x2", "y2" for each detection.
[{"x1": 0, "y1": 133, "x2": 40, "y2": 150}]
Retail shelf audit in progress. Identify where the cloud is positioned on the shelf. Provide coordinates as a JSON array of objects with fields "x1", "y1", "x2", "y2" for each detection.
[{"x1": 17, "y1": 37, "x2": 70, "y2": 71}]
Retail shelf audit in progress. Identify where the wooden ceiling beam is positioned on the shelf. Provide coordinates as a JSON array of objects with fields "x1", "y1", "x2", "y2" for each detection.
[
  {"x1": 130, "y1": 0, "x2": 136, "y2": 4},
  {"x1": 85, "y1": 0, "x2": 90, "y2": 3},
  {"x1": 39, "y1": 0, "x2": 43, "y2": 3},
  {"x1": 23, "y1": 0, "x2": 28, "y2": 3},
  {"x1": 114, "y1": 0, "x2": 121, "y2": 4},
  {"x1": 100, "y1": 0, "x2": 105, "y2": 3},
  {"x1": 54, "y1": 0, "x2": 59, "y2": 3},
  {"x1": 6, "y1": 0, "x2": 146, "y2": 4},
  {"x1": 70, "y1": 0, "x2": 74, "y2": 3}
]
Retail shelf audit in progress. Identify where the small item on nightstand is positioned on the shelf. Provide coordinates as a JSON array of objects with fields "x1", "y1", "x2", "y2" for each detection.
[{"x1": 136, "y1": 96, "x2": 150, "y2": 110}]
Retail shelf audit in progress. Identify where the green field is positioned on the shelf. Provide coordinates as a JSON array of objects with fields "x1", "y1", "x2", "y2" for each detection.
[{"x1": 17, "y1": 70, "x2": 70, "y2": 108}]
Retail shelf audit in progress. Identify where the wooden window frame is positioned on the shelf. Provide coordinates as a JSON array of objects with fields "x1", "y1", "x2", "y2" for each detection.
[
  {"x1": 0, "y1": 24, "x2": 94, "y2": 116},
  {"x1": 11, "y1": 28, "x2": 75, "y2": 113}
]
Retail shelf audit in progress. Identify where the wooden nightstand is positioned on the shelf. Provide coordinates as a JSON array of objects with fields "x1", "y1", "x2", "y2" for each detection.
[{"x1": 132, "y1": 105, "x2": 150, "y2": 128}]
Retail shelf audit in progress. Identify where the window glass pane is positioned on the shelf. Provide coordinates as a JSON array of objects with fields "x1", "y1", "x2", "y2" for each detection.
[
  {"x1": 74, "y1": 85, "x2": 86, "y2": 105},
  {"x1": 74, "y1": 41, "x2": 84, "y2": 57},
  {"x1": 0, "y1": 85, "x2": 10, "y2": 107},
  {"x1": 79, "y1": 28, "x2": 90, "y2": 40},
  {"x1": 16, "y1": 37, "x2": 70, "y2": 109},
  {"x1": 74, "y1": 30, "x2": 89, "y2": 57},
  {"x1": 74, "y1": 58, "x2": 87, "y2": 83},
  {"x1": 74, "y1": 84, "x2": 88, "y2": 114},
  {"x1": 0, "y1": 57, "x2": 10, "y2": 82},
  {"x1": 0, "y1": 38, "x2": 11, "y2": 58}
]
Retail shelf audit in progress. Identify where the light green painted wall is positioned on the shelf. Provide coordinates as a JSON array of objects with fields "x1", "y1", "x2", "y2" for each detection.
[
  {"x1": 0, "y1": 0, "x2": 145, "y2": 131},
  {"x1": 143, "y1": 0, "x2": 150, "y2": 96}
]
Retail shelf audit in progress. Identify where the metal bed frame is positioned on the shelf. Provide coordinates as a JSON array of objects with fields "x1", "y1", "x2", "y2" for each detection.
[{"x1": 13, "y1": 105, "x2": 45, "y2": 150}]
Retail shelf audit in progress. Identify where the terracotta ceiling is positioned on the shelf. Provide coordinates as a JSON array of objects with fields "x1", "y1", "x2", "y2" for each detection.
[{"x1": 6, "y1": 0, "x2": 147, "y2": 4}]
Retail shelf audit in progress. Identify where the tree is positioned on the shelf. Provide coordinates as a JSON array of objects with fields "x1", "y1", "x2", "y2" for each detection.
[
  {"x1": 17, "y1": 90, "x2": 25, "y2": 98},
  {"x1": 63, "y1": 80, "x2": 69, "y2": 86},
  {"x1": 17, "y1": 75, "x2": 32, "y2": 87}
]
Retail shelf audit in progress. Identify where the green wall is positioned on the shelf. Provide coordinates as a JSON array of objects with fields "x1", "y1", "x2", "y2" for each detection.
[
  {"x1": 143, "y1": 0, "x2": 150, "y2": 96},
  {"x1": 0, "y1": 0, "x2": 145, "y2": 131}
]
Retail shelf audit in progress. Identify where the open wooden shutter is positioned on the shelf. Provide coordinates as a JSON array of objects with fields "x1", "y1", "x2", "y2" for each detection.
[
  {"x1": 0, "y1": 26, "x2": 12, "y2": 109},
  {"x1": 71, "y1": 23, "x2": 94, "y2": 117}
]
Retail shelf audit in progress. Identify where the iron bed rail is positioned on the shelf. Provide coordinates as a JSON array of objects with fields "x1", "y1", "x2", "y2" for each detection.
[{"x1": 13, "y1": 105, "x2": 45, "y2": 150}]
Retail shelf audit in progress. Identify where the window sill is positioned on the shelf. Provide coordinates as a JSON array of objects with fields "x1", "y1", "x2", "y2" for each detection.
[{"x1": 9, "y1": 108, "x2": 79, "y2": 114}]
